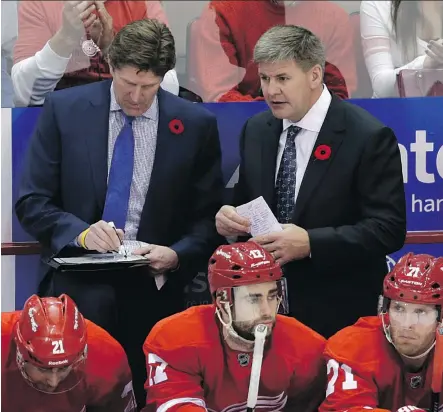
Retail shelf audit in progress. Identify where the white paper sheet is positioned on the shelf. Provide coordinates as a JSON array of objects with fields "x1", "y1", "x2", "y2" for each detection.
[
  {"x1": 118, "y1": 240, "x2": 148, "y2": 256},
  {"x1": 118, "y1": 240, "x2": 166, "y2": 290},
  {"x1": 236, "y1": 196, "x2": 282, "y2": 237}
]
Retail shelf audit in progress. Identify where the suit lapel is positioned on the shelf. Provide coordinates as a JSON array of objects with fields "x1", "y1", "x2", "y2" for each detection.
[
  {"x1": 261, "y1": 114, "x2": 282, "y2": 208},
  {"x1": 293, "y1": 95, "x2": 345, "y2": 223},
  {"x1": 85, "y1": 80, "x2": 112, "y2": 211}
]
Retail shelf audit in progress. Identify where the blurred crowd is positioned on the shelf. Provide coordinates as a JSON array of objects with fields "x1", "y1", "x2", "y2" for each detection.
[{"x1": 2, "y1": 0, "x2": 443, "y2": 108}]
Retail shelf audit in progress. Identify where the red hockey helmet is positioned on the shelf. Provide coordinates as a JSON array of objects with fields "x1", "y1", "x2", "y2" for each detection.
[
  {"x1": 208, "y1": 242, "x2": 283, "y2": 296},
  {"x1": 13, "y1": 295, "x2": 87, "y2": 394},
  {"x1": 383, "y1": 253, "x2": 443, "y2": 307},
  {"x1": 14, "y1": 294, "x2": 87, "y2": 369},
  {"x1": 13, "y1": 294, "x2": 88, "y2": 393}
]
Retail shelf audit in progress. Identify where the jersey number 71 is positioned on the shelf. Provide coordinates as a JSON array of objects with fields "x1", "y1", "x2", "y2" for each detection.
[{"x1": 326, "y1": 358, "x2": 358, "y2": 397}]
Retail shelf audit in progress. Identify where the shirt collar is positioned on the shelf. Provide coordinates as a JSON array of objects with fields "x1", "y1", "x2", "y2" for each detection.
[
  {"x1": 110, "y1": 81, "x2": 158, "y2": 121},
  {"x1": 282, "y1": 85, "x2": 331, "y2": 133}
]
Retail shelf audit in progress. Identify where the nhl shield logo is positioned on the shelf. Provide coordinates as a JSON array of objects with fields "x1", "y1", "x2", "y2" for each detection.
[
  {"x1": 410, "y1": 375, "x2": 422, "y2": 389},
  {"x1": 237, "y1": 353, "x2": 250, "y2": 367}
]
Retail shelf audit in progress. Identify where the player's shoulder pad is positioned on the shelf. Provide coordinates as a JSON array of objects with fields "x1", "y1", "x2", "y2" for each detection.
[
  {"x1": 146, "y1": 305, "x2": 216, "y2": 348},
  {"x1": 274, "y1": 315, "x2": 326, "y2": 359},
  {"x1": 84, "y1": 320, "x2": 129, "y2": 380},
  {"x1": 325, "y1": 316, "x2": 384, "y2": 364},
  {"x1": 1, "y1": 312, "x2": 20, "y2": 337},
  {"x1": 144, "y1": 306, "x2": 217, "y2": 369},
  {"x1": 1, "y1": 312, "x2": 20, "y2": 368}
]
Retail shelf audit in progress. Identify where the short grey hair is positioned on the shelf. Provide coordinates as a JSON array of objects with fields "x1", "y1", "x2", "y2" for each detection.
[{"x1": 253, "y1": 25, "x2": 325, "y2": 72}]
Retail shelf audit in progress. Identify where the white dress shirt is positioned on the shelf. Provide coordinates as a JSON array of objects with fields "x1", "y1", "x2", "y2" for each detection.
[{"x1": 275, "y1": 86, "x2": 332, "y2": 205}]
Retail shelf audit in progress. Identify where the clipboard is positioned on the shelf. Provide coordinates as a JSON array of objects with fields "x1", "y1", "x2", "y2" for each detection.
[
  {"x1": 48, "y1": 252, "x2": 150, "y2": 272},
  {"x1": 47, "y1": 242, "x2": 167, "y2": 289}
]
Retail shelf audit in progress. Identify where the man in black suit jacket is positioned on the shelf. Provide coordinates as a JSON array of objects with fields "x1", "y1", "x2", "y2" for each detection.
[
  {"x1": 15, "y1": 19, "x2": 224, "y2": 407},
  {"x1": 215, "y1": 25, "x2": 406, "y2": 338}
]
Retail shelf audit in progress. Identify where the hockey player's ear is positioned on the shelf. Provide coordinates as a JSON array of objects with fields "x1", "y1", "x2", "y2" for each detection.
[
  {"x1": 214, "y1": 290, "x2": 225, "y2": 309},
  {"x1": 215, "y1": 295, "x2": 225, "y2": 312},
  {"x1": 215, "y1": 293, "x2": 232, "y2": 318}
]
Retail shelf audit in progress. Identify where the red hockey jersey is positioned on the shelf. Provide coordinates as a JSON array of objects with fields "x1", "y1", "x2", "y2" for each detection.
[
  {"x1": 320, "y1": 316, "x2": 442, "y2": 412},
  {"x1": 1, "y1": 311, "x2": 136, "y2": 412},
  {"x1": 142, "y1": 305, "x2": 326, "y2": 412}
]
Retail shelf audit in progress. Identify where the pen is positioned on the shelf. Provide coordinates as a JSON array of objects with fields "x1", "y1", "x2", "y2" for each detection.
[{"x1": 108, "y1": 221, "x2": 126, "y2": 257}]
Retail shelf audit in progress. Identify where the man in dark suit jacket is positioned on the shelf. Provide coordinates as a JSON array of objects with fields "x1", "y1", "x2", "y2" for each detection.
[
  {"x1": 15, "y1": 19, "x2": 224, "y2": 407},
  {"x1": 215, "y1": 25, "x2": 406, "y2": 339}
]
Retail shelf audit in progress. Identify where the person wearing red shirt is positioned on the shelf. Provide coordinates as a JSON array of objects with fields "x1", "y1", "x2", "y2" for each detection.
[
  {"x1": 320, "y1": 253, "x2": 443, "y2": 412},
  {"x1": 192, "y1": 0, "x2": 356, "y2": 102},
  {"x1": 1, "y1": 294, "x2": 136, "y2": 412},
  {"x1": 12, "y1": 0, "x2": 178, "y2": 106},
  {"x1": 142, "y1": 242, "x2": 326, "y2": 412}
]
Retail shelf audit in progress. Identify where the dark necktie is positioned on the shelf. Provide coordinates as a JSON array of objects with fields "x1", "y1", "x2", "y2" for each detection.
[
  {"x1": 102, "y1": 114, "x2": 135, "y2": 229},
  {"x1": 275, "y1": 125, "x2": 301, "y2": 223}
]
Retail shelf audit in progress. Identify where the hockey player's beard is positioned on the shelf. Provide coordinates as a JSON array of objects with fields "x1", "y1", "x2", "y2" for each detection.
[{"x1": 233, "y1": 317, "x2": 275, "y2": 341}]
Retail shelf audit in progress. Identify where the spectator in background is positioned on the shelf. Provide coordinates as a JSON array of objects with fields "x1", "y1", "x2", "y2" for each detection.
[
  {"x1": 361, "y1": 0, "x2": 443, "y2": 98},
  {"x1": 192, "y1": 0, "x2": 356, "y2": 102},
  {"x1": 15, "y1": 18, "x2": 224, "y2": 408},
  {"x1": 1, "y1": 0, "x2": 18, "y2": 107},
  {"x1": 12, "y1": 0, "x2": 179, "y2": 106}
]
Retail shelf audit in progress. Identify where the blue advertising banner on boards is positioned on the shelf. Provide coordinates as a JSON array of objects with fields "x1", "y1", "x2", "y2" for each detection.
[
  {"x1": 354, "y1": 98, "x2": 442, "y2": 232},
  {"x1": 10, "y1": 97, "x2": 443, "y2": 308}
]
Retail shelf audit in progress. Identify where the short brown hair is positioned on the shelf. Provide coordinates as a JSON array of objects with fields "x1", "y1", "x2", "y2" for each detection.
[{"x1": 107, "y1": 19, "x2": 176, "y2": 77}]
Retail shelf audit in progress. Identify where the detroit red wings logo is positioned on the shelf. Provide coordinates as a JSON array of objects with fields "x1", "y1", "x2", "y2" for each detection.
[{"x1": 208, "y1": 392, "x2": 287, "y2": 412}]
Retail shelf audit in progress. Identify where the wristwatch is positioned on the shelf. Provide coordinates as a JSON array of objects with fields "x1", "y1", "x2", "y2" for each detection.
[{"x1": 81, "y1": 38, "x2": 100, "y2": 57}]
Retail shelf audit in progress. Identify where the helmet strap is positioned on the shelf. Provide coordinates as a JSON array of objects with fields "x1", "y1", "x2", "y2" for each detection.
[{"x1": 216, "y1": 303, "x2": 255, "y2": 352}]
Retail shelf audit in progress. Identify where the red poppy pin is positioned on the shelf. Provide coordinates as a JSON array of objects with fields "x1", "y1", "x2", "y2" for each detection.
[
  {"x1": 169, "y1": 119, "x2": 184, "y2": 135},
  {"x1": 314, "y1": 144, "x2": 332, "y2": 161}
]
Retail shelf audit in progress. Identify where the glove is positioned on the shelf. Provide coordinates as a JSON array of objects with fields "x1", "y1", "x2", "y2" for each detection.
[{"x1": 396, "y1": 407, "x2": 426, "y2": 412}]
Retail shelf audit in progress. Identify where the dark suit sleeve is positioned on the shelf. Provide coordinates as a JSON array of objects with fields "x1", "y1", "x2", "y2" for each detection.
[
  {"x1": 169, "y1": 114, "x2": 225, "y2": 268},
  {"x1": 15, "y1": 95, "x2": 89, "y2": 255},
  {"x1": 232, "y1": 120, "x2": 249, "y2": 207},
  {"x1": 307, "y1": 126, "x2": 406, "y2": 268}
]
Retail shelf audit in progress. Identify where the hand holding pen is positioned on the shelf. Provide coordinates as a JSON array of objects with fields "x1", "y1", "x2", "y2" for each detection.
[
  {"x1": 77, "y1": 220, "x2": 124, "y2": 253},
  {"x1": 107, "y1": 221, "x2": 127, "y2": 257}
]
